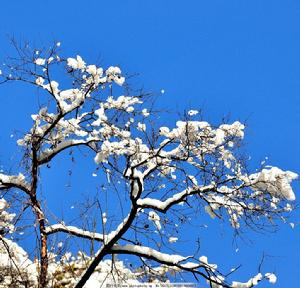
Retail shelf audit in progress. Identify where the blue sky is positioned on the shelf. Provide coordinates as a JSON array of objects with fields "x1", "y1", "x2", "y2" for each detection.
[{"x1": 0, "y1": 0, "x2": 300, "y2": 286}]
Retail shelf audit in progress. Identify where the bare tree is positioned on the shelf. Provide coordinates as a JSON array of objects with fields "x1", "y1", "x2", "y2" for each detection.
[{"x1": 0, "y1": 41, "x2": 297, "y2": 287}]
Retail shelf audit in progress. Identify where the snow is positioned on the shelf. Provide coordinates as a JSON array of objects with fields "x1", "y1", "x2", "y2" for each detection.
[
  {"x1": 0, "y1": 198, "x2": 16, "y2": 233},
  {"x1": 106, "y1": 66, "x2": 125, "y2": 85},
  {"x1": 207, "y1": 275, "x2": 225, "y2": 288},
  {"x1": 219, "y1": 121, "x2": 245, "y2": 138},
  {"x1": 168, "y1": 237, "x2": 178, "y2": 243},
  {"x1": 246, "y1": 167, "x2": 298, "y2": 201},
  {"x1": 86, "y1": 64, "x2": 97, "y2": 75},
  {"x1": 0, "y1": 198, "x2": 7, "y2": 210},
  {"x1": 148, "y1": 211, "x2": 162, "y2": 230},
  {"x1": 142, "y1": 108, "x2": 150, "y2": 117},
  {"x1": 38, "y1": 139, "x2": 88, "y2": 163},
  {"x1": 198, "y1": 256, "x2": 217, "y2": 272},
  {"x1": 265, "y1": 273, "x2": 277, "y2": 284},
  {"x1": 187, "y1": 110, "x2": 199, "y2": 116},
  {"x1": 92, "y1": 104, "x2": 107, "y2": 126},
  {"x1": 104, "y1": 95, "x2": 142, "y2": 111},
  {"x1": 47, "y1": 57, "x2": 54, "y2": 64},
  {"x1": 159, "y1": 126, "x2": 170, "y2": 136},
  {"x1": 102, "y1": 213, "x2": 107, "y2": 224},
  {"x1": 113, "y1": 244, "x2": 187, "y2": 265},
  {"x1": 137, "y1": 122, "x2": 146, "y2": 131},
  {"x1": 231, "y1": 273, "x2": 263, "y2": 288},
  {"x1": 43, "y1": 80, "x2": 59, "y2": 96},
  {"x1": 56, "y1": 88, "x2": 85, "y2": 112},
  {"x1": 67, "y1": 55, "x2": 86, "y2": 70},
  {"x1": 0, "y1": 173, "x2": 29, "y2": 191},
  {"x1": 35, "y1": 76, "x2": 45, "y2": 86},
  {"x1": 94, "y1": 140, "x2": 129, "y2": 164},
  {"x1": 34, "y1": 58, "x2": 45, "y2": 66},
  {"x1": 0, "y1": 238, "x2": 37, "y2": 285}
]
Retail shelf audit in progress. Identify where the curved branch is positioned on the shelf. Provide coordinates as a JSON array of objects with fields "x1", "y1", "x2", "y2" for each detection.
[
  {"x1": 0, "y1": 173, "x2": 31, "y2": 195},
  {"x1": 111, "y1": 244, "x2": 230, "y2": 288},
  {"x1": 38, "y1": 139, "x2": 96, "y2": 165},
  {"x1": 136, "y1": 184, "x2": 215, "y2": 213},
  {"x1": 45, "y1": 224, "x2": 104, "y2": 242}
]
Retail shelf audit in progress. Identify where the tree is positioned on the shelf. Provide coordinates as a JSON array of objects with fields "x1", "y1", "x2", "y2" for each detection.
[{"x1": 0, "y1": 42, "x2": 297, "y2": 288}]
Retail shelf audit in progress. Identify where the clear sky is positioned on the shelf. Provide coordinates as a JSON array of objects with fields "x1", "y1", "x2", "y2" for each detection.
[{"x1": 0, "y1": 1, "x2": 299, "y2": 286}]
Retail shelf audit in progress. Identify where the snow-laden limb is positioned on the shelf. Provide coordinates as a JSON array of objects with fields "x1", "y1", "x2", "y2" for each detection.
[
  {"x1": 0, "y1": 173, "x2": 30, "y2": 193},
  {"x1": 231, "y1": 273, "x2": 262, "y2": 288},
  {"x1": 112, "y1": 244, "x2": 189, "y2": 265},
  {"x1": 38, "y1": 139, "x2": 94, "y2": 164},
  {"x1": 243, "y1": 167, "x2": 298, "y2": 201},
  {"x1": 45, "y1": 224, "x2": 104, "y2": 242},
  {"x1": 231, "y1": 272, "x2": 277, "y2": 287},
  {"x1": 209, "y1": 272, "x2": 276, "y2": 288},
  {"x1": 137, "y1": 184, "x2": 215, "y2": 212},
  {"x1": 111, "y1": 244, "x2": 230, "y2": 287},
  {"x1": 124, "y1": 167, "x2": 144, "y2": 199}
]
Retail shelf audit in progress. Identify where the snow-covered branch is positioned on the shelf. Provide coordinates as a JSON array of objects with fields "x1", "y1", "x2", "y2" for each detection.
[
  {"x1": 38, "y1": 139, "x2": 95, "y2": 165},
  {"x1": 0, "y1": 173, "x2": 30, "y2": 194},
  {"x1": 45, "y1": 224, "x2": 104, "y2": 241},
  {"x1": 137, "y1": 184, "x2": 215, "y2": 212},
  {"x1": 111, "y1": 244, "x2": 229, "y2": 287}
]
